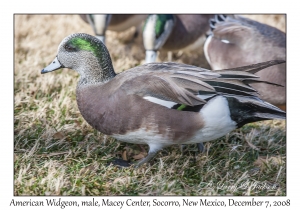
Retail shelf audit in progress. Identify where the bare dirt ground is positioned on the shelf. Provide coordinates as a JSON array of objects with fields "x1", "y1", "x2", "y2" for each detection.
[{"x1": 14, "y1": 14, "x2": 286, "y2": 196}]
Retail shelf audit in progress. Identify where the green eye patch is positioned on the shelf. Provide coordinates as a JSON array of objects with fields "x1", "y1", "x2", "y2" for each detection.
[{"x1": 68, "y1": 37, "x2": 100, "y2": 57}]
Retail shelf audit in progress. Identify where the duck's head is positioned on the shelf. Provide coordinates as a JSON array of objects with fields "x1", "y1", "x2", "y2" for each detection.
[
  {"x1": 143, "y1": 14, "x2": 175, "y2": 63},
  {"x1": 79, "y1": 15, "x2": 112, "y2": 43},
  {"x1": 41, "y1": 33, "x2": 115, "y2": 85}
]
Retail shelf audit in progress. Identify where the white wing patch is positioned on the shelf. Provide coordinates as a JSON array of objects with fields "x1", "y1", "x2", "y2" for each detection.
[
  {"x1": 197, "y1": 94, "x2": 216, "y2": 100},
  {"x1": 144, "y1": 95, "x2": 217, "y2": 108},
  {"x1": 221, "y1": 39, "x2": 230, "y2": 44},
  {"x1": 143, "y1": 96, "x2": 177, "y2": 108}
]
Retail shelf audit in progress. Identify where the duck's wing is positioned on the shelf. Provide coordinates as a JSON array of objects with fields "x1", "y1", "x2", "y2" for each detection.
[
  {"x1": 120, "y1": 62, "x2": 218, "y2": 106},
  {"x1": 208, "y1": 15, "x2": 257, "y2": 45},
  {"x1": 208, "y1": 15, "x2": 285, "y2": 46},
  {"x1": 118, "y1": 60, "x2": 285, "y2": 107}
]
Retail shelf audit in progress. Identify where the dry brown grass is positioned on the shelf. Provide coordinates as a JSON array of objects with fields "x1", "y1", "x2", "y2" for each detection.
[{"x1": 14, "y1": 14, "x2": 286, "y2": 196}]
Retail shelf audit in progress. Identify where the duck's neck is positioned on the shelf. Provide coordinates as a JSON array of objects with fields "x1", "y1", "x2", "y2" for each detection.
[
  {"x1": 77, "y1": 47, "x2": 117, "y2": 87},
  {"x1": 78, "y1": 65, "x2": 116, "y2": 87},
  {"x1": 78, "y1": 67, "x2": 116, "y2": 87}
]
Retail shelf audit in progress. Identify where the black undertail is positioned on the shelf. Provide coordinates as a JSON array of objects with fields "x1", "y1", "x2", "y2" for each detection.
[
  {"x1": 171, "y1": 103, "x2": 204, "y2": 112},
  {"x1": 226, "y1": 95, "x2": 286, "y2": 128}
]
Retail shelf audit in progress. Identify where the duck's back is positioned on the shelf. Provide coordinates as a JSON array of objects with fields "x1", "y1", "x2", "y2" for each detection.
[
  {"x1": 205, "y1": 15, "x2": 286, "y2": 108},
  {"x1": 163, "y1": 15, "x2": 213, "y2": 51}
]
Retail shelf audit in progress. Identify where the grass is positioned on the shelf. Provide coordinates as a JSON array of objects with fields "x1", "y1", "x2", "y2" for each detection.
[
  {"x1": 14, "y1": 118, "x2": 286, "y2": 195},
  {"x1": 14, "y1": 14, "x2": 286, "y2": 196}
]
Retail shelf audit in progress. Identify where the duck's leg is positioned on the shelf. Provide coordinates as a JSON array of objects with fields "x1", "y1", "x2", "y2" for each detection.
[
  {"x1": 134, "y1": 143, "x2": 164, "y2": 168},
  {"x1": 180, "y1": 144, "x2": 186, "y2": 153},
  {"x1": 180, "y1": 143, "x2": 205, "y2": 153},
  {"x1": 109, "y1": 158, "x2": 131, "y2": 167},
  {"x1": 167, "y1": 51, "x2": 173, "y2": 61},
  {"x1": 197, "y1": 143, "x2": 205, "y2": 153}
]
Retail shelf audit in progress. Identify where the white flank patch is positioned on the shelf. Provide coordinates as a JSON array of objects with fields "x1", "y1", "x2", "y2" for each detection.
[
  {"x1": 143, "y1": 96, "x2": 177, "y2": 108},
  {"x1": 186, "y1": 96, "x2": 237, "y2": 144},
  {"x1": 203, "y1": 35, "x2": 212, "y2": 65},
  {"x1": 143, "y1": 95, "x2": 236, "y2": 144}
]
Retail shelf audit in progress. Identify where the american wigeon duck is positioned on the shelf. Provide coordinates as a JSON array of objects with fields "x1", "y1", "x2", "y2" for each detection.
[
  {"x1": 79, "y1": 14, "x2": 147, "y2": 43},
  {"x1": 41, "y1": 33, "x2": 286, "y2": 168},
  {"x1": 143, "y1": 14, "x2": 213, "y2": 63},
  {"x1": 204, "y1": 15, "x2": 286, "y2": 110}
]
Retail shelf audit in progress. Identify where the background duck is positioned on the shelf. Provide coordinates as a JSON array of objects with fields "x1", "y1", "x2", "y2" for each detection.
[
  {"x1": 41, "y1": 33, "x2": 285, "y2": 168},
  {"x1": 204, "y1": 15, "x2": 286, "y2": 110},
  {"x1": 143, "y1": 14, "x2": 213, "y2": 65},
  {"x1": 79, "y1": 14, "x2": 147, "y2": 44}
]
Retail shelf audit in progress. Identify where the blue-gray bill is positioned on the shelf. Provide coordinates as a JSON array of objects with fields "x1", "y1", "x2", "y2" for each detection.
[{"x1": 41, "y1": 56, "x2": 63, "y2": 74}]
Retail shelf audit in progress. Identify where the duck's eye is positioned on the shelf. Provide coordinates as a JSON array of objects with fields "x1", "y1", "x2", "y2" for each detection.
[{"x1": 64, "y1": 44, "x2": 76, "y2": 52}]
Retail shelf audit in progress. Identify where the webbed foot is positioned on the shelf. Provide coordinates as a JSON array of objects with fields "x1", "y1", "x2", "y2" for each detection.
[{"x1": 107, "y1": 158, "x2": 131, "y2": 168}]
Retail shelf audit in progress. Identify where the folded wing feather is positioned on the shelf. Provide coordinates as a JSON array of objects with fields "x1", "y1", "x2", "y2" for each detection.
[{"x1": 120, "y1": 60, "x2": 285, "y2": 107}]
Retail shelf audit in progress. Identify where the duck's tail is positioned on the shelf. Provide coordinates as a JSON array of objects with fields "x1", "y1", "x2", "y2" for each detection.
[
  {"x1": 206, "y1": 14, "x2": 234, "y2": 38},
  {"x1": 226, "y1": 95, "x2": 286, "y2": 128},
  {"x1": 209, "y1": 14, "x2": 228, "y2": 31}
]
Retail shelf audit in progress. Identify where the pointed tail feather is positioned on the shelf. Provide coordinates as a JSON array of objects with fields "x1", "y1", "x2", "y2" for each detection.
[
  {"x1": 244, "y1": 79, "x2": 284, "y2": 87},
  {"x1": 201, "y1": 60, "x2": 285, "y2": 97},
  {"x1": 216, "y1": 60, "x2": 286, "y2": 74}
]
